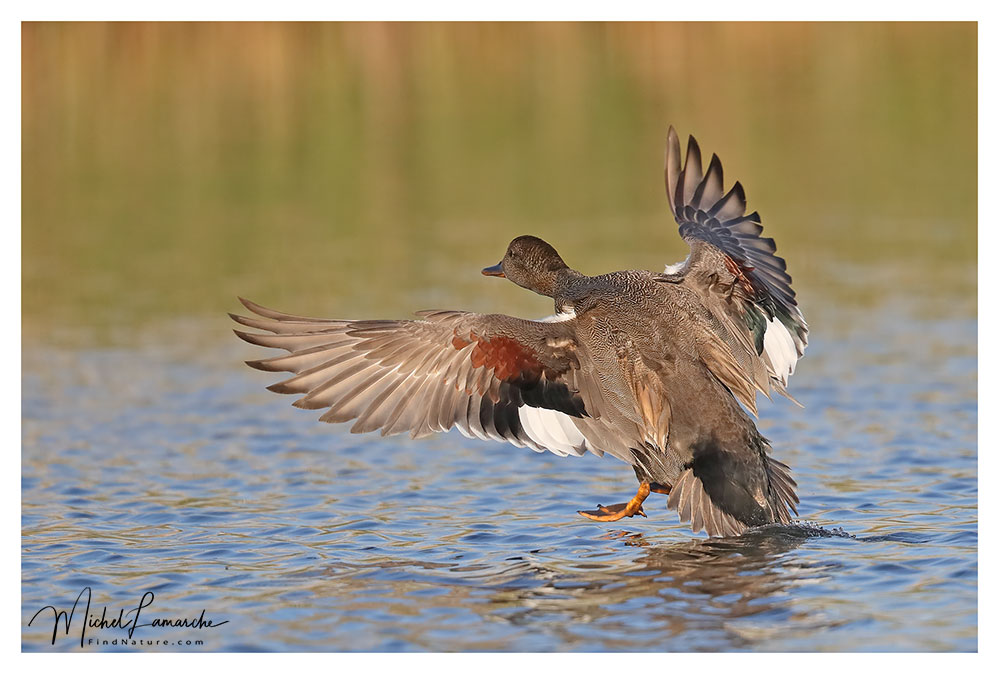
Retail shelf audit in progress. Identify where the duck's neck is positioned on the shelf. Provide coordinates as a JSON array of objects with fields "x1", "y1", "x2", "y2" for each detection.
[
  {"x1": 548, "y1": 268, "x2": 587, "y2": 308},
  {"x1": 551, "y1": 267, "x2": 585, "y2": 292}
]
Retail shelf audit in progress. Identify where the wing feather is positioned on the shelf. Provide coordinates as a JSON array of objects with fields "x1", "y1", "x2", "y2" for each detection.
[
  {"x1": 660, "y1": 127, "x2": 808, "y2": 402},
  {"x1": 350, "y1": 374, "x2": 411, "y2": 434},
  {"x1": 232, "y1": 298, "x2": 606, "y2": 458}
]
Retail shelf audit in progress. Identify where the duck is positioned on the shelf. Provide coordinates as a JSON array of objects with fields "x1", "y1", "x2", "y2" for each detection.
[{"x1": 231, "y1": 127, "x2": 808, "y2": 537}]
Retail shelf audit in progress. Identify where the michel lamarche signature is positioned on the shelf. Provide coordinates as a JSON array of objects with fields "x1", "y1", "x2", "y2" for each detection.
[{"x1": 27, "y1": 587, "x2": 228, "y2": 648}]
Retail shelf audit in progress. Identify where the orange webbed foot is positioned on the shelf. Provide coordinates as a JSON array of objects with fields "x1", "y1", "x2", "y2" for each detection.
[
  {"x1": 578, "y1": 502, "x2": 647, "y2": 521},
  {"x1": 577, "y1": 481, "x2": 652, "y2": 522}
]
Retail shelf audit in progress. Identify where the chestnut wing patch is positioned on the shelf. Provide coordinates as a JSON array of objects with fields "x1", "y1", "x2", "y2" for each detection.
[
  {"x1": 722, "y1": 253, "x2": 758, "y2": 298},
  {"x1": 452, "y1": 330, "x2": 586, "y2": 418},
  {"x1": 232, "y1": 300, "x2": 593, "y2": 454},
  {"x1": 452, "y1": 333, "x2": 541, "y2": 380}
]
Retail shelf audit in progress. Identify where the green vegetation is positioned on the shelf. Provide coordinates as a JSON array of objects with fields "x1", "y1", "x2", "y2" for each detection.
[{"x1": 22, "y1": 22, "x2": 976, "y2": 343}]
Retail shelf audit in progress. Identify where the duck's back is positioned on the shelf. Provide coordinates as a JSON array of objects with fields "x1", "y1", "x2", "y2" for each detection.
[
  {"x1": 565, "y1": 269, "x2": 796, "y2": 534},
  {"x1": 567, "y1": 270, "x2": 758, "y2": 435}
]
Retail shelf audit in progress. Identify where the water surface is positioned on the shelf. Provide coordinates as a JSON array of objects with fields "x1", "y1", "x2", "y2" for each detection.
[
  {"x1": 21, "y1": 283, "x2": 977, "y2": 651},
  {"x1": 21, "y1": 23, "x2": 977, "y2": 651}
]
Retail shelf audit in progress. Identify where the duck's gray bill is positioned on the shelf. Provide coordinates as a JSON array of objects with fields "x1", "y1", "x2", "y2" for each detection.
[{"x1": 481, "y1": 263, "x2": 505, "y2": 277}]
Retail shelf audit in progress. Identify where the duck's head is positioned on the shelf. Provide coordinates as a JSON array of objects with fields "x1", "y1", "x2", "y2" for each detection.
[{"x1": 482, "y1": 235, "x2": 570, "y2": 297}]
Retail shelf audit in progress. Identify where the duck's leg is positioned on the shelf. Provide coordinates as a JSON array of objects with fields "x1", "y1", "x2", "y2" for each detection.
[{"x1": 578, "y1": 481, "x2": 652, "y2": 522}]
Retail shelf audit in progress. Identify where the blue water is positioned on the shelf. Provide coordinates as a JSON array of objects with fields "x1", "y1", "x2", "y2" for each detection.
[{"x1": 21, "y1": 298, "x2": 976, "y2": 651}]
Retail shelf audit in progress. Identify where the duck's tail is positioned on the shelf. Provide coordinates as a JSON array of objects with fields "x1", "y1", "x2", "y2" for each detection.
[
  {"x1": 633, "y1": 437, "x2": 798, "y2": 538},
  {"x1": 667, "y1": 455, "x2": 797, "y2": 537}
]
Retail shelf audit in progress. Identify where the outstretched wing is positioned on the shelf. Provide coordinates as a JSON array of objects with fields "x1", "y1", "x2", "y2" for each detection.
[
  {"x1": 660, "y1": 127, "x2": 808, "y2": 397},
  {"x1": 231, "y1": 298, "x2": 610, "y2": 458}
]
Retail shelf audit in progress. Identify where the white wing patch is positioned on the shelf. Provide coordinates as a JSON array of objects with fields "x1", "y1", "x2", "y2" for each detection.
[
  {"x1": 454, "y1": 309, "x2": 589, "y2": 458},
  {"x1": 663, "y1": 254, "x2": 690, "y2": 275},
  {"x1": 536, "y1": 309, "x2": 576, "y2": 323},
  {"x1": 763, "y1": 316, "x2": 798, "y2": 385},
  {"x1": 518, "y1": 406, "x2": 587, "y2": 457}
]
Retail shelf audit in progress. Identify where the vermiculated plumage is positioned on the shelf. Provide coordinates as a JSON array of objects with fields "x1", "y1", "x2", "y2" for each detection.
[{"x1": 232, "y1": 127, "x2": 807, "y2": 537}]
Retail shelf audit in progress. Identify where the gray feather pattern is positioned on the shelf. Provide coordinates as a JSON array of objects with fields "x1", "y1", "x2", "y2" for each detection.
[
  {"x1": 232, "y1": 298, "x2": 610, "y2": 458},
  {"x1": 664, "y1": 127, "x2": 807, "y2": 358},
  {"x1": 234, "y1": 129, "x2": 809, "y2": 539}
]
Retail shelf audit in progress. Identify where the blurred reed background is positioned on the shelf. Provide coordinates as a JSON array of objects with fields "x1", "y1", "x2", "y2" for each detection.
[{"x1": 22, "y1": 22, "x2": 976, "y2": 344}]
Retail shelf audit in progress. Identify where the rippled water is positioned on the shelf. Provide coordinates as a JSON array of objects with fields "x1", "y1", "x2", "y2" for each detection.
[
  {"x1": 20, "y1": 22, "x2": 977, "y2": 652},
  {"x1": 21, "y1": 293, "x2": 976, "y2": 651}
]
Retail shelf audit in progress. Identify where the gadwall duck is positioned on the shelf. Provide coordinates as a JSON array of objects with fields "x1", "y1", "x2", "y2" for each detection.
[{"x1": 231, "y1": 127, "x2": 808, "y2": 537}]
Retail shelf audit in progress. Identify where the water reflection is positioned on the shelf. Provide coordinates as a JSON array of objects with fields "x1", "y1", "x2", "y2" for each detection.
[
  {"x1": 21, "y1": 301, "x2": 977, "y2": 651},
  {"x1": 463, "y1": 526, "x2": 845, "y2": 649},
  {"x1": 300, "y1": 524, "x2": 857, "y2": 651}
]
